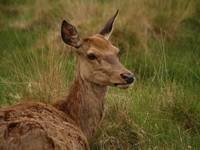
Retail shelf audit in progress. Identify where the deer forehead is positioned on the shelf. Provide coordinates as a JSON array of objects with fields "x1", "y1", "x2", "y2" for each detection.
[{"x1": 85, "y1": 34, "x2": 119, "y2": 55}]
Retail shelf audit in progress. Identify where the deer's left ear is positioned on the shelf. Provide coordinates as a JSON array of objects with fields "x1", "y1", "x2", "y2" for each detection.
[
  {"x1": 99, "y1": 10, "x2": 119, "y2": 39},
  {"x1": 61, "y1": 20, "x2": 82, "y2": 48}
]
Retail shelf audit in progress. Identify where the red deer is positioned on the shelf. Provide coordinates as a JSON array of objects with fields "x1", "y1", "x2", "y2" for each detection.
[{"x1": 0, "y1": 10, "x2": 134, "y2": 150}]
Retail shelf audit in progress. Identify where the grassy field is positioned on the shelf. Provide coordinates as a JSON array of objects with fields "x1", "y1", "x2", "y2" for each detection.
[{"x1": 0, "y1": 0, "x2": 200, "y2": 149}]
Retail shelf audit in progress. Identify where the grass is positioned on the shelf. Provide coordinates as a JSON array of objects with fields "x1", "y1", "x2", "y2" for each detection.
[{"x1": 0, "y1": 0, "x2": 200, "y2": 149}]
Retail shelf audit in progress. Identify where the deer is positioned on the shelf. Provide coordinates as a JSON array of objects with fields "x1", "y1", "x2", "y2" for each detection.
[{"x1": 0, "y1": 10, "x2": 134, "y2": 150}]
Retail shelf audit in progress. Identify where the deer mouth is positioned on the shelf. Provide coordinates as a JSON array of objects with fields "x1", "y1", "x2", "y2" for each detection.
[{"x1": 114, "y1": 83, "x2": 131, "y2": 89}]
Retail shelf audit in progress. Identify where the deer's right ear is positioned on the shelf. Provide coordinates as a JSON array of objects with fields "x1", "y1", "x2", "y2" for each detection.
[
  {"x1": 99, "y1": 10, "x2": 119, "y2": 40},
  {"x1": 61, "y1": 20, "x2": 82, "y2": 48}
]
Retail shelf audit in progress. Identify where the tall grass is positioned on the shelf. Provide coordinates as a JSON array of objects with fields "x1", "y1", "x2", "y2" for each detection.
[{"x1": 0, "y1": 0, "x2": 200, "y2": 149}]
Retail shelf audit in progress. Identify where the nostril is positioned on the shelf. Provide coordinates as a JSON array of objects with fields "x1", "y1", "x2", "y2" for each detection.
[{"x1": 120, "y1": 73, "x2": 134, "y2": 84}]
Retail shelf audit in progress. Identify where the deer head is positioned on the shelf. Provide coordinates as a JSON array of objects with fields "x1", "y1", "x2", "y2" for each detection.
[{"x1": 61, "y1": 10, "x2": 134, "y2": 89}]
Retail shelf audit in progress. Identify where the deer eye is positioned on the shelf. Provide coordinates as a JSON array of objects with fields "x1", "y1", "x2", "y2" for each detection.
[{"x1": 87, "y1": 53, "x2": 97, "y2": 60}]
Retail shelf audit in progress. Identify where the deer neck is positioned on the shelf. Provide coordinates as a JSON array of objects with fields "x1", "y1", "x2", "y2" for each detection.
[{"x1": 55, "y1": 60, "x2": 107, "y2": 138}]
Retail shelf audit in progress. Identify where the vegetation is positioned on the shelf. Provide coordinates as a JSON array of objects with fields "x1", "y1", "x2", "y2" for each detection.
[{"x1": 0, "y1": 0, "x2": 200, "y2": 149}]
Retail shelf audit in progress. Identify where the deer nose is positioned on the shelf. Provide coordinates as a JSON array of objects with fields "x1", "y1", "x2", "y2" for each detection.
[{"x1": 120, "y1": 73, "x2": 134, "y2": 84}]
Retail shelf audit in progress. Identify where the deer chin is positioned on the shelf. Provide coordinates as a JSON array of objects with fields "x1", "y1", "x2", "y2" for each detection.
[{"x1": 114, "y1": 83, "x2": 130, "y2": 89}]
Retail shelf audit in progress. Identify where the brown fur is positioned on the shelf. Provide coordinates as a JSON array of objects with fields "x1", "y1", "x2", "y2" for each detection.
[
  {"x1": 54, "y1": 34, "x2": 132, "y2": 139},
  {"x1": 0, "y1": 102, "x2": 89, "y2": 150},
  {"x1": 86, "y1": 35, "x2": 113, "y2": 52},
  {"x1": 0, "y1": 11, "x2": 134, "y2": 150},
  {"x1": 54, "y1": 62, "x2": 107, "y2": 138}
]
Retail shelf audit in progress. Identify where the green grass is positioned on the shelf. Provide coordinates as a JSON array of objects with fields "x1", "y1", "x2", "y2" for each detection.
[{"x1": 0, "y1": 0, "x2": 200, "y2": 149}]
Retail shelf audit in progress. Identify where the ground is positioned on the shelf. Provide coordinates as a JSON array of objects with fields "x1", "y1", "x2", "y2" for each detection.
[{"x1": 0, "y1": 0, "x2": 200, "y2": 149}]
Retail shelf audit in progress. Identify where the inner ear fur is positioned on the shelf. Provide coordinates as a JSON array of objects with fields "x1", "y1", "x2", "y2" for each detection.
[
  {"x1": 61, "y1": 20, "x2": 82, "y2": 48},
  {"x1": 99, "y1": 10, "x2": 119, "y2": 39}
]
